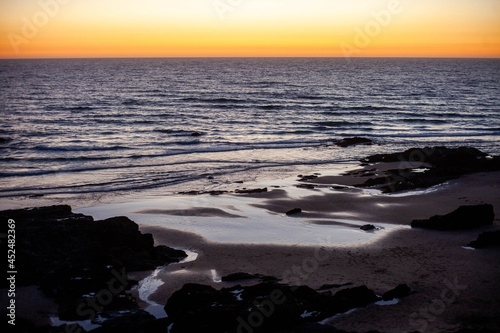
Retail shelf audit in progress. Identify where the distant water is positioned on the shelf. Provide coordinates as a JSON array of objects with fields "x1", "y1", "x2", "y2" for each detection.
[{"x1": 0, "y1": 58, "x2": 499, "y2": 199}]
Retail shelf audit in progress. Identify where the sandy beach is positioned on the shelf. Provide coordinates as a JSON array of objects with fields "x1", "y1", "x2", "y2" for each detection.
[
  {"x1": 124, "y1": 164, "x2": 500, "y2": 332},
  {"x1": 3, "y1": 150, "x2": 500, "y2": 333}
]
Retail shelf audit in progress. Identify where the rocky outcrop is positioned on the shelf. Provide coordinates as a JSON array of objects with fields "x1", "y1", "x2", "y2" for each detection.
[
  {"x1": 0, "y1": 205, "x2": 186, "y2": 322},
  {"x1": 382, "y1": 284, "x2": 411, "y2": 301},
  {"x1": 286, "y1": 208, "x2": 302, "y2": 216},
  {"x1": 334, "y1": 137, "x2": 373, "y2": 148},
  {"x1": 468, "y1": 231, "x2": 500, "y2": 249},
  {"x1": 357, "y1": 147, "x2": 500, "y2": 193},
  {"x1": 411, "y1": 204, "x2": 494, "y2": 230},
  {"x1": 164, "y1": 282, "x2": 380, "y2": 333}
]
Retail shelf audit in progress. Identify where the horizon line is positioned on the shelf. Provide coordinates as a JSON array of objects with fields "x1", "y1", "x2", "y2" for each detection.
[{"x1": 1, "y1": 55, "x2": 499, "y2": 61}]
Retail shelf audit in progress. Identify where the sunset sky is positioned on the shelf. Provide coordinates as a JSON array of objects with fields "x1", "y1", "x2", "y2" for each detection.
[{"x1": 1, "y1": 0, "x2": 499, "y2": 58}]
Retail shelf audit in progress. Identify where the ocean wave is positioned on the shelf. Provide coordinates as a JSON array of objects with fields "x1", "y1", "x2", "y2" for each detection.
[{"x1": 35, "y1": 145, "x2": 130, "y2": 152}]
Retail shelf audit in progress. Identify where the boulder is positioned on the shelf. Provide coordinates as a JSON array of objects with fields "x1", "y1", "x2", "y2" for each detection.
[
  {"x1": 286, "y1": 208, "x2": 302, "y2": 216},
  {"x1": 0, "y1": 205, "x2": 187, "y2": 322},
  {"x1": 411, "y1": 204, "x2": 494, "y2": 230},
  {"x1": 468, "y1": 231, "x2": 500, "y2": 249},
  {"x1": 382, "y1": 284, "x2": 411, "y2": 301},
  {"x1": 357, "y1": 147, "x2": 500, "y2": 193},
  {"x1": 334, "y1": 137, "x2": 373, "y2": 148},
  {"x1": 235, "y1": 187, "x2": 268, "y2": 194},
  {"x1": 164, "y1": 281, "x2": 381, "y2": 333},
  {"x1": 360, "y1": 224, "x2": 376, "y2": 231}
]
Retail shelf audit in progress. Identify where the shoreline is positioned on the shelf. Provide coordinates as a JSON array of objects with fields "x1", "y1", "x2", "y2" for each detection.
[{"x1": 2, "y1": 146, "x2": 500, "y2": 332}]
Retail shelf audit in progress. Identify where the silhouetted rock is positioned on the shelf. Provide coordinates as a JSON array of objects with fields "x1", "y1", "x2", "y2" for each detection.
[
  {"x1": 286, "y1": 208, "x2": 302, "y2": 216},
  {"x1": 334, "y1": 137, "x2": 373, "y2": 148},
  {"x1": 468, "y1": 231, "x2": 500, "y2": 249},
  {"x1": 411, "y1": 204, "x2": 494, "y2": 230},
  {"x1": 235, "y1": 187, "x2": 268, "y2": 194},
  {"x1": 191, "y1": 132, "x2": 203, "y2": 137},
  {"x1": 0, "y1": 205, "x2": 187, "y2": 322},
  {"x1": 164, "y1": 281, "x2": 381, "y2": 333},
  {"x1": 382, "y1": 284, "x2": 411, "y2": 301},
  {"x1": 357, "y1": 147, "x2": 500, "y2": 193},
  {"x1": 0, "y1": 137, "x2": 10, "y2": 144},
  {"x1": 360, "y1": 224, "x2": 376, "y2": 231}
]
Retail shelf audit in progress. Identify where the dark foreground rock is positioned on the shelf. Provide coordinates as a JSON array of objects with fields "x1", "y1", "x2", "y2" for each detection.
[
  {"x1": 382, "y1": 284, "x2": 411, "y2": 301},
  {"x1": 357, "y1": 146, "x2": 500, "y2": 193},
  {"x1": 286, "y1": 208, "x2": 303, "y2": 216},
  {"x1": 411, "y1": 204, "x2": 494, "y2": 230},
  {"x1": 164, "y1": 281, "x2": 383, "y2": 333},
  {"x1": 334, "y1": 137, "x2": 373, "y2": 148},
  {"x1": 360, "y1": 224, "x2": 376, "y2": 231},
  {"x1": 468, "y1": 231, "x2": 500, "y2": 249},
  {"x1": 0, "y1": 205, "x2": 186, "y2": 322}
]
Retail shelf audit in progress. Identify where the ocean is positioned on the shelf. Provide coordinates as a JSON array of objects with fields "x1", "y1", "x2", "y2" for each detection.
[{"x1": 0, "y1": 58, "x2": 499, "y2": 201}]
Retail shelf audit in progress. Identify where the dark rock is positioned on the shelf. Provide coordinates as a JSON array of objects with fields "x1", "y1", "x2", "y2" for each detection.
[
  {"x1": 318, "y1": 283, "x2": 353, "y2": 291},
  {"x1": 235, "y1": 187, "x2": 268, "y2": 194},
  {"x1": 296, "y1": 184, "x2": 316, "y2": 189},
  {"x1": 333, "y1": 285, "x2": 379, "y2": 309},
  {"x1": 411, "y1": 204, "x2": 494, "y2": 230},
  {"x1": 0, "y1": 205, "x2": 187, "y2": 322},
  {"x1": 0, "y1": 137, "x2": 10, "y2": 144},
  {"x1": 164, "y1": 281, "x2": 381, "y2": 333},
  {"x1": 286, "y1": 208, "x2": 302, "y2": 216},
  {"x1": 298, "y1": 175, "x2": 318, "y2": 181},
  {"x1": 191, "y1": 132, "x2": 203, "y2": 137},
  {"x1": 360, "y1": 224, "x2": 376, "y2": 231},
  {"x1": 382, "y1": 284, "x2": 411, "y2": 301},
  {"x1": 468, "y1": 231, "x2": 500, "y2": 249},
  {"x1": 334, "y1": 137, "x2": 373, "y2": 148},
  {"x1": 356, "y1": 147, "x2": 500, "y2": 193}
]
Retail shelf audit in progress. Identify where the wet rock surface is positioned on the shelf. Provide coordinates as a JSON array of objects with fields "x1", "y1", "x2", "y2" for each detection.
[
  {"x1": 164, "y1": 282, "x2": 384, "y2": 333},
  {"x1": 411, "y1": 204, "x2": 494, "y2": 230},
  {"x1": 357, "y1": 147, "x2": 500, "y2": 193},
  {"x1": 333, "y1": 137, "x2": 373, "y2": 148},
  {"x1": 0, "y1": 205, "x2": 186, "y2": 325},
  {"x1": 468, "y1": 231, "x2": 500, "y2": 248}
]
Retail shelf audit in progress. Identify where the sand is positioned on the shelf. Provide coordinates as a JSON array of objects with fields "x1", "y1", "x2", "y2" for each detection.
[{"x1": 129, "y1": 169, "x2": 500, "y2": 332}]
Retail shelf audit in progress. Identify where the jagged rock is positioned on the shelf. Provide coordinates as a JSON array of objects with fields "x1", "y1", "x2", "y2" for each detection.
[
  {"x1": 357, "y1": 147, "x2": 500, "y2": 193},
  {"x1": 286, "y1": 208, "x2": 302, "y2": 216},
  {"x1": 318, "y1": 283, "x2": 353, "y2": 291},
  {"x1": 468, "y1": 231, "x2": 500, "y2": 249},
  {"x1": 360, "y1": 224, "x2": 376, "y2": 231},
  {"x1": 298, "y1": 175, "x2": 318, "y2": 181},
  {"x1": 0, "y1": 205, "x2": 187, "y2": 322},
  {"x1": 235, "y1": 187, "x2": 268, "y2": 194},
  {"x1": 382, "y1": 284, "x2": 411, "y2": 301},
  {"x1": 334, "y1": 137, "x2": 373, "y2": 148},
  {"x1": 411, "y1": 204, "x2": 494, "y2": 230},
  {"x1": 164, "y1": 281, "x2": 380, "y2": 333}
]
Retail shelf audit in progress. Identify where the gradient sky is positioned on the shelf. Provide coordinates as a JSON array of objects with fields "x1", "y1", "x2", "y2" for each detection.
[{"x1": 1, "y1": 0, "x2": 499, "y2": 58}]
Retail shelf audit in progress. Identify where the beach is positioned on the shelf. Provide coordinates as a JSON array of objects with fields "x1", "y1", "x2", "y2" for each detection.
[{"x1": 3, "y1": 147, "x2": 500, "y2": 333}]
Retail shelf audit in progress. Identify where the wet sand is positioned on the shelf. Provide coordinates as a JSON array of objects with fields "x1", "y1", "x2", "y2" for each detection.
[{"x1": 132, "y1": 169, "x2": 500, "y2": 332}]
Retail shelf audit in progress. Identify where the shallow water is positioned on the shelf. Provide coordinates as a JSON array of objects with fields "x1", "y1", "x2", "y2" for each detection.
[{"x1": 1, "y1": 58, "x2": 499, "y2": 202}]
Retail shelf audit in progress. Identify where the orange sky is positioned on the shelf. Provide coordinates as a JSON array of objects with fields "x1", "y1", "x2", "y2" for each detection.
[{"x1": 1, "y1": 0, "x2": 499, "y2": 58}]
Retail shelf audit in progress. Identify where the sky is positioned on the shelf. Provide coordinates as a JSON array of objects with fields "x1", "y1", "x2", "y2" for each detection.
[{"x1": 0, "y1": 0, "x2": 499, "y2": 58}]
